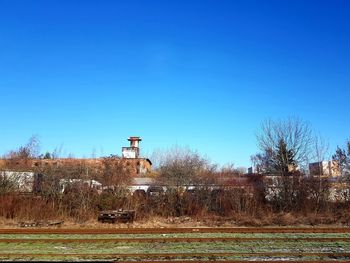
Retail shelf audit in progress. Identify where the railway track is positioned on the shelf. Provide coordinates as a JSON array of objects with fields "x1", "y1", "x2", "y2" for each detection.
[
  {"x1": 2, "y1": 261, "x2": 350, "y2": 263},
  {"x1": 1, "y1": 227, "x2": 350, "y2": 261},
  {"x1": 113, "y1": 261, "x2": 350, "y2": 263},
  {"x1": 0, "y1": 252, "x2": 350, "y2": 258},
  {"x1": 1, "y1": 237, "x2": 350, "y2": 243},
  {"x1": 1, "y1": 227, "x2": 350, "y2": 234}
]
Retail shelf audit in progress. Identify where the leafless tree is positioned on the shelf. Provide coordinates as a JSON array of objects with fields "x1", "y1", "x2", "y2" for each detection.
[
  {"x1": 5, "y1": 135, "x2": 40, "y2": 159},
  {"x1": 100, "y1": 156, "x2": 133, "y2": 187},
  {"x1": 3, "y1": 135, "x2": 41, "y2": 170},
  {"x1": 0, "y1": 171, "x2": 18, "y2": 195},
  {"x1": 311, "y1": 134, "x2": 330, "y2": 213},
  {"x1": 156, "y1": 146, "x2": 214, "y2": 187},
  {"x1": 312, "y1": 134, "x2": 330, "y2": 164},
  {"x1": 254, "y1": 118, "x2": 314, "y2": 211},
  {"x1": 256, "y1": 117, "x2": 313, "y2": 169},
  {"x1": 51, "y1": 143, "x2": 64, "y2": 159},
  {"x1": 333, "y1": 140, "x2": 350, "y2": 178},
  {"x1": 152, "y1": 147, "x2": 216, "y2": 216}
]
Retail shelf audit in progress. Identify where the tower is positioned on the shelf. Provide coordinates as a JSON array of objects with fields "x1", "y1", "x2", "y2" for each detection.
[
  {"x1": 122, "y1": 136, "x2": 142, "y2": 158},
  {"x1": 128, "y1": 136, "x2": 142, "y2": 148}
]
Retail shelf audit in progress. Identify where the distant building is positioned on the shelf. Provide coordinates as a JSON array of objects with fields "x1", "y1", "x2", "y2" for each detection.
[
  {"x1": 129, "y1": 177, "x2": 155, "y2": 194},
  {"x1": 309, "y1": 161, "x2": 340, "y2": 177},
  {"x1": 59, "y1": 179, "x2": 102, "y2": 193},
  {"x1": 122, "y1": 137, "x2": 142, "y2": 158},
  {"x1": 247, "y1": 164, "x2": 298, "y2": 175},
  {"x1": 248, "y1": 166, "x2": 259, "y2": 174},
  {"x1": 0, "y1": 171, "x2": 43, "y2": 193},
  {"x1": 0, "y1": 136, "x2": 152, "y2": 177}
]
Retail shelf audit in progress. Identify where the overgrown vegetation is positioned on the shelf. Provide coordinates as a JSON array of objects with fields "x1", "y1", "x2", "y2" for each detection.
[{"x1": 0, "y1": 118, "x2": 350, "y2": 225}]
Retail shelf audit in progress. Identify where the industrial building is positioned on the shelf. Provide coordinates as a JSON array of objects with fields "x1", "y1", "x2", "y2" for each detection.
[{"x1": 309, "y1": 161, "x2": 340, "y2": 177}]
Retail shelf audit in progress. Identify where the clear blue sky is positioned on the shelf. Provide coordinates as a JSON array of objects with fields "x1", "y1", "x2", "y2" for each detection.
[{"x1": 0, "y1": 0, "x2": 349, "y2": 167}]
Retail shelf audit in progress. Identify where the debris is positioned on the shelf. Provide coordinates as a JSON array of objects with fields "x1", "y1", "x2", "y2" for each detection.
[{"x1": 18, "y1": 220, "x2": 64, "y2": 227}]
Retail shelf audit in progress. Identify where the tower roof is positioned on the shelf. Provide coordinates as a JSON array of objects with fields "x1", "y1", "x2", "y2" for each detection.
[{"x1": 128, "y1": 136, "x2": 142, "y2": 142}]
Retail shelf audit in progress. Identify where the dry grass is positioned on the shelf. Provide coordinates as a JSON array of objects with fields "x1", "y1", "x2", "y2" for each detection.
[{"x1": 0, "y1": 214, "x2": 348, "y2": 229}]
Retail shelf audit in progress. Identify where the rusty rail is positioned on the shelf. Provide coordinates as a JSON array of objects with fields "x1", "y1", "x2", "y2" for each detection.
[
  {"x1": 1, "y1": 227, "x2": 350, "y2": 234},
  {"x1": 0, "y1": 252, "x2": 350, "y2": 257},
  {"x1": 3, "y1": 260, "x2": 349, "y2": 263},
  {"x1": 2, "y1": 261, "x2": 348, "y2": 263},
  {"x1": 1, "y1": 237, "x2": 350, "y2": 243},
  {"x1": 1, "y1": 228, "x2": 349, "y2": 261},
  {"x1": 113, "y1": 261, "x2": 350, "y2": 263}
]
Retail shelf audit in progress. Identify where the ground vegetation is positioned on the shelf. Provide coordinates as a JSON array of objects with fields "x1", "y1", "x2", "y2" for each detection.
[{"x1": 0, "y1": 127, "x2": 349, "y2": 225}]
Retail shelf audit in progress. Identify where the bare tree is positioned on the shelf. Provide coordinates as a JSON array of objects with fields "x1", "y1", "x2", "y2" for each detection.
[
  {"x1": 250, "y1": 151, "x2": 273, "y2": 174},
  {"x1": 256, "y1": 117, "x2": 313, "y2": 170},
  {"x1": 6, "y1": 135, "x2": 40, "y2": 159},
  {"x1": 156, "y1": 146, "x2": 213, "y2": 186},
  {"x1": 333, "y1": 140, "x2": 350, "y2": 178},
  {"x1": 308, "y1": 134, "x2": 330, "y2": 213},
  {"x1": 254, "y1": 118, "x2": 313, "y2": 211},
  {"x1": 100, "y1": 156, "x2": 133, "y2": 186},
  {"x1": 0, "y1": 171, "x2": 18, "y2": 195},
  {"x1": 52, "y1": 143, "x2": 64, "y2": 159},
  {"x1": 311, "y1": 134, "x2": 330, "y2": 166},
  {"x1": 4, "y1": 135, "x2": 41, "y2": 170},
  {"x1": 152, "y1": 146, "x2": 216, "y2": 216}
]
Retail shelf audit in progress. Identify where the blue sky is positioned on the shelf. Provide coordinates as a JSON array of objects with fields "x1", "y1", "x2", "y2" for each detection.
[{"x1": 0, "y1": 0, "x2": 349, "y2": 167}]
